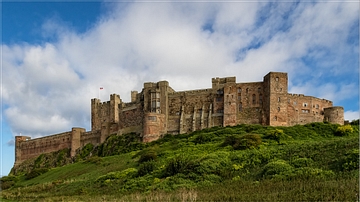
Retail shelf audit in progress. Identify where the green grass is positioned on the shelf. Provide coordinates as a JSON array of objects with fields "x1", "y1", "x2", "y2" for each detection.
[{"x1": 1, "y1": 122, "x2": 359, "y2": 201}]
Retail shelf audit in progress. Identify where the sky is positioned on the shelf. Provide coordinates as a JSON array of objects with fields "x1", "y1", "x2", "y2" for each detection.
[{"x1": 1, "y1": 1, "x2": 359, "y2": 176}]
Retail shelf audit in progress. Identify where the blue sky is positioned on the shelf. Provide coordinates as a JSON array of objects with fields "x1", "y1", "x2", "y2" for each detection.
[{"x1": 1, "y1": 1, "x2": 359, "y2": 176}]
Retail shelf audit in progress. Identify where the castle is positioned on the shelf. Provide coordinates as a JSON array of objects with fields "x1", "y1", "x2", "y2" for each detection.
[{"x1": 14, "y1": 72, "x2": 344, "y2": 166}]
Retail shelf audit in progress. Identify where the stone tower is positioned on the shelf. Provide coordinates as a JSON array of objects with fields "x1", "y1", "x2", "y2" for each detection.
[
  {"x1": 263, "y1": 72, "x2": 288, "y2": 126},
  {"x1": 142, "y1": 81, "x2": 171, "y2": 142},
  {"x1": 14, "y1": 136, "x2": 31, "y2": 166},
  {"x1": 324, "y1": 106, "x2": 344, "y2": 125}
]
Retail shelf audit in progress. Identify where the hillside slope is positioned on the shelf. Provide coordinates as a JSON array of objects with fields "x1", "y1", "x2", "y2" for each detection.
[{"x1": 1, "y1": 122, "x2": 359, "y2": 201}]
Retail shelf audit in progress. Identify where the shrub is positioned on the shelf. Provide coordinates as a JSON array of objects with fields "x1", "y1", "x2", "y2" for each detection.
[
  {"x1": 138, "y1": 161, "x2": 156, "y2": 176},
  {"x1": 222, "y1": 135, "x2": 239, "y2": 147},
  {"x1": 350, "y1": 119, "x2": 359, "y2": 126},
  {"x1": 222, "y1": 134, "x2": 261, "y2": 150},
  {"x1": 261, "y1": 160, "x2": 293, "y2": 178},
  {"x1": 96, "y1": 168, "x2": 138, "y2": 183},
  {"x1": 235, "y1": 134, "x2": 262, "y2": 150},
  {"x1": 79, "y1": 143, "x2": 94, "y2": 159},
  {"x1": 193, "y1": 133, "x2": 214, "y2": 144},
  {"x1": 288, "y1": 167, "x2": 335, "y2": 180},
  {"x1": 335, "y1": 125, "x2": 354, "y2": 136},
  {"x1": 342, "y1": 149, "x2": 359, "y2": 171},
  {"x1": 25, "y1": 168, "x2": 49, "y2": 180},
  {"x1": 0, "y1": 175, "x2": 18, "y2": 190},
  {"x1": 163, "y1": 156, "x2": 198, "y2": 177},
  {"x1": 264, "y1": 129, "x2": 287, "y2": 144},
  {"x1": 138, "y1": 149, "x2": 157, "y2": 163},
  {"x1": 291, "y1": 158, "x2": 314, "y2": 168}
]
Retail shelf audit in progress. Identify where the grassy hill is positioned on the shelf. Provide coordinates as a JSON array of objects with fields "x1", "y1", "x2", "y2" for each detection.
[{"x1": 1, "y1": 121, "x2": 359, "y2": 201}]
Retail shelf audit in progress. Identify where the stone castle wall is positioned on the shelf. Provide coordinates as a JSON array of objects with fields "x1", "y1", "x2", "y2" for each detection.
[
  {"x1": 15, "y1": 131, "x2": 72, "y2": 166},
  {"x1": 14, "y1": 72, "x2": 345, "y2": 166}
]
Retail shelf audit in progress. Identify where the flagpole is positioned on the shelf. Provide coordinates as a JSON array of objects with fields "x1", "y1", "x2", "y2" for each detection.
[{"x1": 99, "y1": 87, "x2": 103, "y2": 99}]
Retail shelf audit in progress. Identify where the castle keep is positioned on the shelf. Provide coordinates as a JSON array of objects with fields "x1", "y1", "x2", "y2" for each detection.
[{"x1": 14, "y1": 72, "x2": 344, "y2": 165}]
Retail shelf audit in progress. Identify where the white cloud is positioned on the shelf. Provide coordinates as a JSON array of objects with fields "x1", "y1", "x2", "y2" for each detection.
[
  {"x1": 344, "y1": 110, "x2": 359, "y2": 122},
  {"x1": 1, "y1": 2, "x2": 358, "y2": 140}
]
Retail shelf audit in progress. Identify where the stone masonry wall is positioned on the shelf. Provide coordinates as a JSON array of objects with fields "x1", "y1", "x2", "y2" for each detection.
[
  {"x1": 15, "y1": 131, "x2": 72, "y2": 165},
  {"x1": 168, "y1": 89, "x2": 213, "y2": 134},
  {"x1": 287, "y1": 94, "x2": 333, "y2": 125},
  {"x1": 235, "y1": 82, "x2": 265, "y2": 124}
]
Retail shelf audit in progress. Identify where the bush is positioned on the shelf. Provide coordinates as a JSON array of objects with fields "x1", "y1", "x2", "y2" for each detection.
[
  {"x1": 335, "y1": 125, "x2": 354, "y2": 136},
  {"x1": 291, "y1": 158, "x2": 314, "y2": 168},
  {"x1": 342, "y1": 149, "x2": 359, "y2": 171},
  {"x1": 84, "y1": 156, "x2": 103, "y2": 165},
  {"x1": 138, "y1": 149, "x2": 157, "y2": 163},
  {"x1": 236, "y1": 134, "x2": 262, "y2": 150},
  {"x1": 350, "y1": 119, "x2": 359, "y2": 126},
  {"x1": 264, "y1": 129, "x2": 287, "y2": 144},
  {"x1": 223, "y1": 134, "x2": 262, "y2": 150},
  {"x1": 261, "y1": 160, "x2": 293, "y2": 178},
  {"x1": 288, "y1": 167, "x2": 335, "y2": 180},
  {"x1": 96, "y1": 168, "x2": 138, "y2": 183},
  {"x1": 193, "y1": 133, "x2": 214, "y2": 144},
  {"x1": 25, "y1": 168, "x2": 49, "y2": 180},
  {"x1": 163, "y1": 156, "x2": 198, "y2": 177},
  {"x1": 137, "y1": 161, "x2": 156, "y2": 176},
  {"x1": 0, "y1": 175, "x2": 18, "y2": 190}
]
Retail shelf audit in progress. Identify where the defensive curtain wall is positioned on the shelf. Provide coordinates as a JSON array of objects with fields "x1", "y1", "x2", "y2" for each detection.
[{"x1": 14, "y1": 72, "x2": 344, "y2": 166}]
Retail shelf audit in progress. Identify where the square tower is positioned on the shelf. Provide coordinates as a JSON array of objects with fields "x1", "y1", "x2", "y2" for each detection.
[{"x1": 263, "y1": 72, "x2": 288, "y2": 126}]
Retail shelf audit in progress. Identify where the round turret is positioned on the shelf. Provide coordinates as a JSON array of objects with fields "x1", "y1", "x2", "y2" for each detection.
[{"x1": 324, "y1": 106, "x2": 344, "y2": 125}]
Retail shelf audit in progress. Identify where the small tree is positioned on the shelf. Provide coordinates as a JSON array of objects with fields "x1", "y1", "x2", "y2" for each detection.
[
  {"x1": 335, "y1": 125, "x2": 354, "y2": 136},
  {"x1": 264, "y1": 129, "x2": 287, "y2": 144}
]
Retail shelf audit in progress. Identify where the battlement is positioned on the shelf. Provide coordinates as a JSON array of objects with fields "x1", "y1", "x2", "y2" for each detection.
[
  {"x1": 170, "y1": 88, "x2": 212, "y2": 95},
  {"x1": 212, "y1": 76, "x2": 236, "y2": 84},
  {"x1": 144, "y1": 80, "x2": 169, "y2": 88}
]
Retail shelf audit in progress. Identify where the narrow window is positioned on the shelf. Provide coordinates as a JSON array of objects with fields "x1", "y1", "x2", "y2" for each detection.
[
  {"x1": 239, "y1": 102, "x2": 243, "y2": 111},
  {"x1": 259, "y1": 94, "x2": 263, "y2": 104},
  {"x1": 277, "y1": 107, "x2": 280, "y2": 112},
  {"x1": 278, "y1": 97, "x2": 280, "y2": 102},
  {"x1": 246, "y1": 88, "x2": 249, "y2": 93},
  {"x1": 238, "y1": 95, "x2": 241, "y2": 100},
  {"x1": 252, "y1": 94, "x2": 256, "y2": 104},
  {"x1": 275, "y1": 77, "x2": 279, "y2": 81},
  {"x1": 258, "y1": 87, "x2": 261, "y2": 92},
  {"x1": 238, "y1": 88, "x2": 242, "y2": 93},
  {"x1": 274, "y1": 116, "x2": 277, "y2": 121}
]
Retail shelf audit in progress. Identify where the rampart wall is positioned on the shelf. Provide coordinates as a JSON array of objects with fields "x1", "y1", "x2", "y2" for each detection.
[
  {"x1": 287, "y1": 94, "x2": 333, "y2": 125},
  {"x1": 80, "y1": 130, "x2": 101, "y2": 147},
  {"x1": 15, "y1": 131, "x2": 72, "y2": 165},
  {"x1": 235, "y1": 82, "x2": 265, "y2": 125}
]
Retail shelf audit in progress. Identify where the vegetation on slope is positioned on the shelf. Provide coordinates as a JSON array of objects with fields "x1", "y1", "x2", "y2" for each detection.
[{"x1": 1, "y1": 121, "x2": 359, "y2": 201}]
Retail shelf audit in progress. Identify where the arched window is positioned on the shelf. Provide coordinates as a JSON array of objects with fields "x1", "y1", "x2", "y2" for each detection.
[
  {"x1": 246, "y1": 88, "x2": 249, "y2": 93},
  {"x1": 277, "y1": 107, "x2": 280, "y2": 112},
  {"x1": 274, "y1": 116, "x2": 277, "y2": 121},
  {"x1": 278, "y1": 97, "x2": 280, "y2": 102},
  {"x1": 252, "y1": 94, "x2": 256, "y2": 104},
  {"x1": 238, "y1": 88, "x2": 242, "y2": 93},
  {"x1": 259, "y1": 94, "x2": 263, "y2": 104},
  {"x1": 258, "y1": 87, "x2": 261, "y2": 92},
  {"x1": 275, "y1": 77, "x2": 279, "y2": 81}
]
